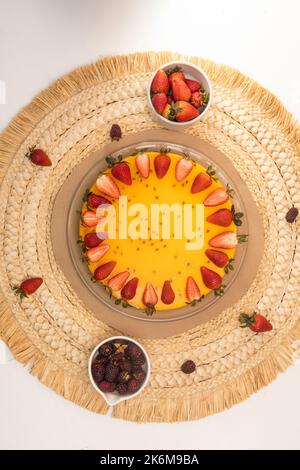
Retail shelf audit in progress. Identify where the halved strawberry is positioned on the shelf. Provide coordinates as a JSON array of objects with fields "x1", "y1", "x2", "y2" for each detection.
[
  {"x1": 27, "y1": 148, "x2": 52, "y2": 167},
  {"x1": 207, "y1": 208, "x2": 233, "y2": 227},
  {"x1": 81, "y1": 211, "x2": 105, "y2": 227},
  {"x1": 205, "y1": 249, "x2": 229, "y2": 268},
  {"x1": 13, "y1": 277, "x2": 43, "y2": 298},
  {"x1": 175, "y1": 158, "x2": 193, "y2": 182},
  {"x1": 151, "y1": 69, "x2": 169, "y2": 94},
  {"x1": 191, "y1": 173, "x2": 212, "y2": 193},
  {"x1": 186, "y1": 276, "x2": 201, "y2": 302},
  {"x1": 190, "y1": 91, "x2": 203, "y2": 108},
  {"x1": 200, "y1": 266, "x2": 222, "y2": 289},
  {"x1": 152, "y1": 93, "x2": 168, "y2": 114},
  {"x1": 185, "y1": 79, "x2": 201, "y2": 92},
  {"x1": 88, "y1": 193, "x2": 111, "y2": 209},
  {"x1": 111, "y1": 162, "x2": 132, "y2": 185},
  {"x1": 84, "y1": 232, "x2": 103, "y2": 248},
  {"x1": 143, "y1": 283, "x2": 158, "y2": 315},
  {"x1": 154, "y1": 153, "x2": 171, "y2": 179},
  {"x1": 96, "y1": 174, "x2": 120, "y2": 198},
  {"x1": 86, "y1": 244, "x2": 109, "y2": 263},
  {"x1": 94, "y1": 261, "x2": 116, "y2": 280},
  {"x1": 135, "y1": 153, "x2": 150, "y2": 178},
  {"x1": 204, "y1": 188, "x2": 229, "y2": 206},
  {"x1": 209, "y1": 231, "x2": 237, "y2": 249},
  {"x1": 121, "y1": 277, "x2": 139, "y2": 300},
  {"x1": 161, "y1": 280, "x2": 175, "y2": 305},
  {"x1": 107, "y1": 271, "x2": 130, "y2": 291}
]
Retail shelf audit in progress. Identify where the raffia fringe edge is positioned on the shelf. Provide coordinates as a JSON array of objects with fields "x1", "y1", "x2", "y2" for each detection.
[
  {"x1": 0, "y1": 51, "x2": 299, "y2": 422},
  {"x1": 113, "y1": 320, "x2": 300, "y2": 422}
]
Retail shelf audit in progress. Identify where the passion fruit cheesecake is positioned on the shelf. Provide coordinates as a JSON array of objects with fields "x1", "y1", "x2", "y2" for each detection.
[{"x1": 79, "y1": 148, "x2": 245, "y2": 314}]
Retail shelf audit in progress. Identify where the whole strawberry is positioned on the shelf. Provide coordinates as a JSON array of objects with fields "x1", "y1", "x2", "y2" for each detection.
[
  {"x1": 13, "y1": 277, "x2": 43, "y2": 298},
  {"x1": 239, "y1": 312, "x2": 273, "y2": 333},
  {"x1": 151, "y1": 93, "x2": 167, "y2": 114},
  {"x1": 87, "y1": 193, "x2": 111, "y2": 209},
  {"x1": 121, "y1": 277, "x2": 138, "y2": 300},
  {"x1": 151, "y1": 69, "x2": 169, "y2": 94},
  {"x1": 154, "y1": 152, "x2": 171, "y2": 179},
  {"x1": 27, "y1": 147, "x2": 52, "y2": 167},
  {"x1": 111, "y1": 162, "x2": 132, "y2": 185}
]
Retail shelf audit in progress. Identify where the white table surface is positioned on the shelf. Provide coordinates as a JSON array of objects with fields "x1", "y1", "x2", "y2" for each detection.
[{"x1": 0, "y1": 0, "x2": 299, "y2": 450}]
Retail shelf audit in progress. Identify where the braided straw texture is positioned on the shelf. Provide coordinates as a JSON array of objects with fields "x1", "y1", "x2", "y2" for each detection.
[{"x1": 0, "y1": 52, "x2": 300, "y2": 422}]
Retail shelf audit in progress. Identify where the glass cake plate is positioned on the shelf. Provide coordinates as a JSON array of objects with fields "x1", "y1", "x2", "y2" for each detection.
[{"x1": 51, "y1": 129, "x2": 264, "y2": 338}]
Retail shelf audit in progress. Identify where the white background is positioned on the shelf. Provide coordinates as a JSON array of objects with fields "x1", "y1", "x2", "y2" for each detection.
[{"x1": 0, "y1": 0, "x2": 300, "y2": 450}]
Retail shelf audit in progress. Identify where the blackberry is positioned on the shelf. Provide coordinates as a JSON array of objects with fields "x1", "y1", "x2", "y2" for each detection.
[
  {"x1": 125, "y1": 343, "x2": 143, "y2": 361},
  {"x1": 131, "y1": 364, "x2": 143, "y2": 374},
  {"x1": 127, "y1": 378, "x2": 141, "y2": 394},
  {"x1": 98, "y1": 342, "x2": 114, "y2": 358},
  {"x1": 116, "y1": 383, "x2": 128, "y2": 395},
  {"x1": 105, "y1": 364, "x2": 119, "y2": 383},
  {"x1": 119, "y1": 359, "x2": 132, "y2": 373},
  {"x1": 181, "y1": 360, "x2": 196, "y2": 374},
  {"x1": 133, "y1": 370, "x2": 146, "y2": 383},
  {"x1": 110, "y1": 352, "x2": 124, "y2": 366},
  {"x1": 286, "y1": 207, "x2": 299, "y2": 223},
  {"x1": 94, "y1": 353, "x2": 109, "y2": 365},
  {"x1": 110, "y1": 124, "x2": 122, "y2": 141},
  {"x1": 98, "y1": 380, "x2": 116, "y2": 393},
  {"x1": 91, "y1": 361, "x2": 105, "y2": 383},
  {"x1": 131, "y1": 355, "x2": 145, "y2": 367},
  {"x1": 117, "y1": 370, "x2": 131, "y2": 383}
]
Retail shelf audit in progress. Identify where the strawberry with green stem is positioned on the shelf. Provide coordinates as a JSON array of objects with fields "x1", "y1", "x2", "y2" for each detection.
[
  {"x1": 105, "y1": 155, "x2": 132, "y2": 185},
  {"x1": 82, "y1": 189, "x2": 112, "y2": 209},
  {"x1": 204, "y1": 184, "x2": 234, "y2": 207},
  {"x1": 175, "y1": 154, "x2": 193, "y2": 182},
  {"x1": 154, "y1": 148, "x2": 171, "y2": 179},
  {"x1": 26, "y1": 146, "x2": 52, "y2": 167},
  {"x1": 186, "y1": 276, "x2": 203, "y2": 306},
  {"x1": 239, "y1": 312, "x2": 273, "y2": 333},
  {"x1": 143, "y1": 282, "x2": 158, "y2": 316},
  {"x1": 209, "y1": 231, "x2": 248, "y2": 249},
  {"x1": 13, "y1": 277, "x2": 43, "y2": 298}
]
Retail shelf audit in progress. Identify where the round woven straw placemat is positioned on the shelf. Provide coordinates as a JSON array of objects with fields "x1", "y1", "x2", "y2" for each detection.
[{"x1": 0, "y1": 52, "x2": 300, "y2": 423}]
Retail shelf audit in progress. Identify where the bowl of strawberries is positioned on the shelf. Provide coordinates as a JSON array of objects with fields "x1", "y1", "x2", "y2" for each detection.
[
  {"x1": 88, "y1": 336, "x2": 151, "y2": 406},
  {"x1": 148, "y1": 61, "x2": 212, "y2": 129}
]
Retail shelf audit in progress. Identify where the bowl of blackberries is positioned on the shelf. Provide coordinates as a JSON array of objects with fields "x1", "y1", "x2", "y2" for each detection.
[{"x1": 88, "y1": 336, "x2": 151, "y2": 406}]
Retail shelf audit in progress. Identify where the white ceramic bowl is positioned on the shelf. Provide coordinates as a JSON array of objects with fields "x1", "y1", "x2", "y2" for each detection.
[
  {"x1": 88, "y1": 336, "x2": 151, "y2": 406},
  {"x1": 147, "y1": 60, "x2": 212, "y2": 130}
]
